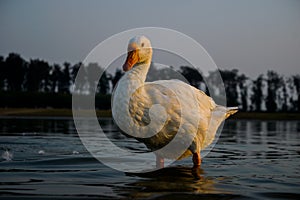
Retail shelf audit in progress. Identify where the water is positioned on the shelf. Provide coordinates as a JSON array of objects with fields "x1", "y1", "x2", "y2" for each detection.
[{"x1": 0, "y1": 117, "x2": 299, "y2": 199}]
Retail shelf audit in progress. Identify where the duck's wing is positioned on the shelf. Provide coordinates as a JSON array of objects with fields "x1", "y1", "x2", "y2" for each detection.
[
  {"x1": 128, "y1": 80, "x2": 182, "y2": 132},
  {"x1": 129, "y1": 79, "x2": 215, "y2": 128}
]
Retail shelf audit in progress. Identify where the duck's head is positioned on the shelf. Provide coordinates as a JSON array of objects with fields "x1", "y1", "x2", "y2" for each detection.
[{"x1": 123, "y1": 36, "x2": 152, "y2": 72}]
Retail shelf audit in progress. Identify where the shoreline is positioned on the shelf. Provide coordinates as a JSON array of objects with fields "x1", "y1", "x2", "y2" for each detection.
[
  {"x1": 0, "y1": 108, "x2": 112, "y2": 118},
  {"x1": 0, "y1": 108, "x2": 299, "y2": 120}
]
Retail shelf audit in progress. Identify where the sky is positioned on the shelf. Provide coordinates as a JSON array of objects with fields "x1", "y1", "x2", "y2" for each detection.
[{"x1": 0, "y1": 0, "x2": 299, "y2": 78}]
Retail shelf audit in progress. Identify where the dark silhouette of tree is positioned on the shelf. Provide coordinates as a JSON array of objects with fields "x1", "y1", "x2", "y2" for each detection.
[
  {"x1": 50, "y1": 64, "x2": 63, "y2": 93},
  {"x1": 146, "y1": 62, "x2": 160, "y2": 82},
  {"x1": 252, "y1": 75, "x2": 264, "y2": 111},
  {"x1": 60, "y1": 62, "x2": 71, "y2": 93},
  {"x1": 219, "y1": 69, "x2": 239, "y2": 107},
  {"x1": 111, "y1": 69, "x2": 124, "y2": 90},
  {"x1": 25, "y1": 59, "x2": 50, "y2": 92},
  {"x1": 71, "y1": 62, "x2": 80, "y2": 81},
  {"x1": 71, "y1": 62, "x2": 111, "y2": 95},
  {"x1": 2, "y1": 52, "x2": 300, "y2": 112},
  {"x1": 179, "y1": 66, "x2": 203, "y2": 89},
  {"x1": 0, "y1": 56, "x2": 5, "y2": 90},
  {"x1": 237, "y1": 73, "x2": 248, "y2": 111},
  {"x1": 49, "y1": 63, "x2": 71, "y2": 94},
  {"x1": 206, "y1": 70, "x2": 227, "y2": 104},
  {"x1": 71, "y1": 62, "x2": 85, "y2": 93},
  {"x1": 286, "y1": 77, "x2": 295, "y2": 111},
  {"x1": 266, "y1": 70, "x2": 282, "y2": 112},
  {"x1": 147, "y1": 63, "x2": 186, "y2": 84},
  {"x1": 5, "y1": 53, "x2": 27, "y2": 91},
  {"x1": 281, "y1": 78, "x2": 288, "y2": 112},
  {"x1": 293, "y1": 75, "x2": 300, "y2": 111},
  {"x1": 99, "y1": 71, "x2": 110, "y2": 95},
  {"x1": 85, "y1": 63, "x2": 102, "y2": 94}
]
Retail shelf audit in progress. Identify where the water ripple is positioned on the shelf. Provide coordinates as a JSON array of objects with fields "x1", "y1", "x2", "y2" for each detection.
[{"x1": 0, "y1": 118, "x2": 299, "y2": 199}]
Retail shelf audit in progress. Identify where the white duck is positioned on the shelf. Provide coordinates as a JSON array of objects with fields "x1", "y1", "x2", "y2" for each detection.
[{"x1": 112, "y1": 36, "x2": 238, "y2": 169}]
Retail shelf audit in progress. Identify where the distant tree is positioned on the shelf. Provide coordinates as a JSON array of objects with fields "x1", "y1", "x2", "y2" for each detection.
[
  {"x1": 71, "y1": 63, "x2": 111, "y2": 95},
  {"x1": 179, "y1": 66, "x2": 203, "y2": 89},
  {"x1": 280, "y1": 77, "x2": 288, "y2": 112},
  {"x1": 237, "y1": 73, "x2": 248, "y2": 111},
  {"x1": 60, "y1": 62, "x2": 71, "y2": 93},
  {"x1": 293, "y1": 75, "x2": 300, "y2": 111},
  {"x1": 252, "y1": 75, "x2": 264, "y2": 111},
  {"x1": 2, "y1": 52, "x2": 300, "y2": 112},
  {"x1": 25, "y1": 59, "x2": 50, "y2": 92},
  {"x1": 71, "y1": 62, "x2": 82, "y2": 83},
  {"x1": 285, "y1": 77, "x2": 295, "y2": 111},
  {"x1": 71, "y1": 62, "x2": 85, "y2": 93},
  {"x1": 147, "y1": 64, "x2": 186, "y2": 84},
  {"x1": 266, "y1": 70, "x2": 282, "y2": 112},
  {"x1": 206, "y1": 70, "x2": 227, "y2": 104},
  {"x1": 5, "y1": 53, "x2": 27, "y2": 91},
  {"x1": 219, "y1": 69, "x2": 239, "y2": 107},
  {"x1": 0, "y1": 56, "x2": 5, "y2": 90},
  {"x1": 111, "y1": 69, "x2": 124, "y2": 90},
  {"x1": 50, "y1": 64, "x2": 63, "y2": 93},
  {"x1": 146, "y1": 62, "x2": 160, "y2": 82},
  {"x1": 99, "y1": 71, "x2": 110, "y2": 95},
  {"x1": 85, "y1": 63, "x2": 102, "y2": 94}
]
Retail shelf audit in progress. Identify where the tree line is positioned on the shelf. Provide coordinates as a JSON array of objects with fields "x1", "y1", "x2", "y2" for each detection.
[{"x1": 0, "y1": 53, "x2": 299, "y2": 112}]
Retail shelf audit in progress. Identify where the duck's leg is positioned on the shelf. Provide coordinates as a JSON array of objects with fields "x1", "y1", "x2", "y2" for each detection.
[
  {"x1": 192, "y1": 152, "x2": 201, "y2": 167},
  {"x1": 156, "y1": 155, "x2": 164, "y2": 169}
]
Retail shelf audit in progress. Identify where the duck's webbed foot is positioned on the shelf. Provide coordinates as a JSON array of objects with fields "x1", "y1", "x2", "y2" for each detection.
[{"x1": 192, "y1": 152, "x2": 201, "y2": 168}]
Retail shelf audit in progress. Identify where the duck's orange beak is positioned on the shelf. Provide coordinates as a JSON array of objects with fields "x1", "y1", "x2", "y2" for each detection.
[{"x1": 123, "y1": 49, "x2": 139, "y2": 72}]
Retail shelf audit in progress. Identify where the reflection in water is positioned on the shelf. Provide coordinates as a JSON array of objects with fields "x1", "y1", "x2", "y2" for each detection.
[
  {"x1": 217, "y1": 120, "x2": 300, "y2": 165},
  {"x1": 223, "y1": 119, "x2": 300, "y2": 144},
  {"x1": 0, "y1": 118, "x2": 299, "y2": 199},
  {"x1": 0, "y1": 117, "x2": 76, "y2": 135},
  {"x1": 122, "y1": 167, "x2": 220, "y2": 199}
]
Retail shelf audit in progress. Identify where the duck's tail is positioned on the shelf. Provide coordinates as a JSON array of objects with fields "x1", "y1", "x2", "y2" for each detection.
[{"x1": 225, "y1": 107, "x2": 238, "y2": 119}]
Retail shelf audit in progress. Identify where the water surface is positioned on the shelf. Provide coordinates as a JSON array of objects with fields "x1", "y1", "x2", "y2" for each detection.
[{"x1": 0, "y1": 117, "x2": 299, "y2": 199}]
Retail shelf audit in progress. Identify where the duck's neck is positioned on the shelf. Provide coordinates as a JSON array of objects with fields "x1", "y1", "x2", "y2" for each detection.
[{"x1": 127, "y1": 61, "x2": 151, "y2": 84}]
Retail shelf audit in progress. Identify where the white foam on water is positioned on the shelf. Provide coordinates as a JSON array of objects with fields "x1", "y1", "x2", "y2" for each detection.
[
  {"x1": 38, "y1": 150, "x2": 45, "y2": 155},
  {"x1": 2, "y1": 150, "x2": 13, "y2": 161}
]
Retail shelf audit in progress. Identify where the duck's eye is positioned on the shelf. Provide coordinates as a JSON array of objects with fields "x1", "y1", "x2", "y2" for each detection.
[{"x1": 141, "y1": 43, "x2": 144, "y2": 47}]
